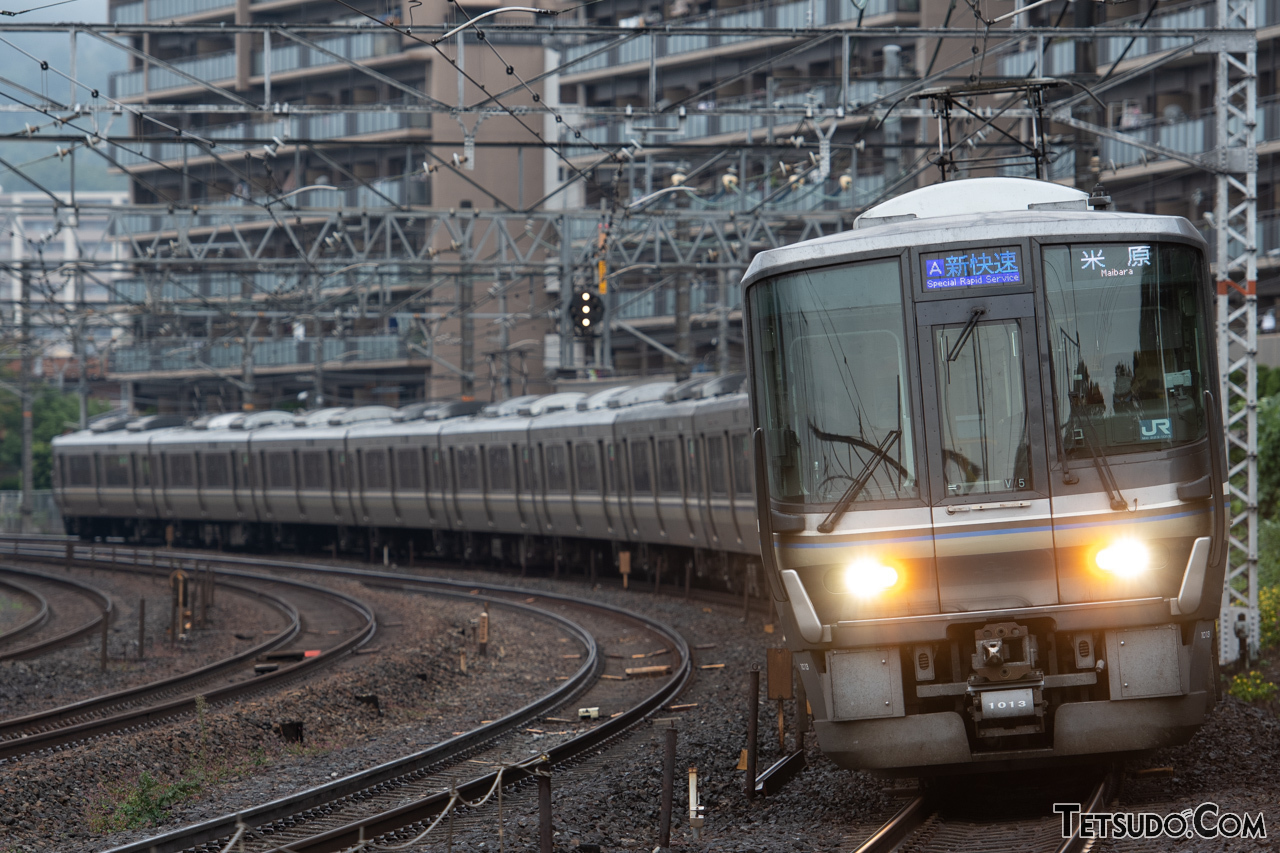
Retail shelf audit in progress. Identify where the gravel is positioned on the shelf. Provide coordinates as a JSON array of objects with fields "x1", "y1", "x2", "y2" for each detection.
[
  {"x1": 0, "y1": 566, "x2": 288, "y2": 718},
  {"x1": 3, "y1": 558, "x2": 1277, "y2": 853}
]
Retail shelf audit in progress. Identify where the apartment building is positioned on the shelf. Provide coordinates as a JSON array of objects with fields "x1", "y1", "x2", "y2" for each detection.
[
  {"x1": 103, "y1": 0, "x2": 559, "y2": 411},
  {"x1": 101, "y1": 0, "x2": 1277, "y2": 409}
]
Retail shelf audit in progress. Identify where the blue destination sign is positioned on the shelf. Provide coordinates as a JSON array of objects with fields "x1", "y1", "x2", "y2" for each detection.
[{"x1": 923, "y1": 246, "x2": 1022, "y2": 290}]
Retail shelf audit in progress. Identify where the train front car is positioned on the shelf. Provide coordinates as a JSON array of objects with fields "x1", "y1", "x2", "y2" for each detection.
[{"x1": 742, "y1": 178, "x2": 1226, "y2": 774}]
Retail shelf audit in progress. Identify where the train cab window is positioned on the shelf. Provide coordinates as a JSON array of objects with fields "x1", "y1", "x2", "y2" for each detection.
[
  {"x1": 364, "y1": 450, "x2": 389, "y2": 490},
  {"x1": 103, "y1": 455, "x2": 130, "y2": 487},
  {"x1": 488, "y1": 446, "x2": 513, "y2": 491},
  {"x1": 575, "y1": 443, "x2": 600, "y2": 492},
  {"x1": 730, "y1": 433, "x2": 753, "y2": 496},
  {"x1": 205, "y1": 454, "x2": 231, "y2": 488},
  {"x1": 657, "y1": 438, "x2": 681, "y2": 494},
  {"x1": 630, "y1": 441, "x2": 652, "y2": 494},
  {"x1": 686, "y1": 438, "x2": 701, "y2": 494},
  {"x1": 456, "y1": 447, "x2": 480, "y2": 491},
  {"x1": 396, "y1": 449, "x2": 422, "y2": 490},
  {"x1": 69, "y1": 455, "x2": 92, "y2": 486},
  {"x1": 169, "y1": 454, "x2": 196, "y2": 488},
  {"x1": 934, "y1": 321, "x2": 1032, "y2": 496},
  {"x1": 545, "y1": 444, "x2": 569, "y2": 492},
  {"x1": 1043, "y1": 242, "x2": 1208, "y2": 455},
  {"x1": 267, "y1": 452, "x2": 292, "y2": 489},
  {"x1": 707, "y1": 436, "x2": 728, "y2": 495},
  {"x1": 301, "y1": 452, "x2": 326, "y2": 489},
  {"x1": 748, "y1": 258, "x2": 917, "y2": 506}
]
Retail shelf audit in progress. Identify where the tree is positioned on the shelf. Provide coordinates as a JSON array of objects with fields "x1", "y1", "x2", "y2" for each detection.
[{"x1": 0, "y1": 386, "x2": 110, "y2": 490}]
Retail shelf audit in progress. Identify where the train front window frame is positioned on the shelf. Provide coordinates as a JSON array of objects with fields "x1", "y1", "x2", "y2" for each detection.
[
  {"x1": 1042, "y1": 241, "x2": 1209, "y2": 459},
  {"x1": 748, "y1": 256, "x2": 919, "y2": 508}
]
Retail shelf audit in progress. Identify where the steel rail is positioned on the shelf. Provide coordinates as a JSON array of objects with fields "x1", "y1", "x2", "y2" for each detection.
[
  {"x1": 100, "y1": 587, "x2": 603, "y2": 853},
  {"x1": 0, "y1": 566, "x2": 112, "y2": 662},
  {"x1": 11, "y1": 542, "x2": 686, "y2": 853},
  {"x1": 0, "y1": 574, "x2": 50, "y2": 646},
  {"x1": 1054, "y1": 770, "x2": 1116, "y2": 853},
  {"x1": 0, "y1": 577, "x2": 300, "y2": 742},
  {"x1": 850, "y1": 796, "x2": 932, "y2": 853},
  {"x1": 0, "y1": 566, "x2": 375, "y2": 762}
]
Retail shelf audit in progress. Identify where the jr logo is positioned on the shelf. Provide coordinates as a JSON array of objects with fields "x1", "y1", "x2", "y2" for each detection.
[{"x1": 1139, "y1": 418, "x2": 1172, "y2": 440}]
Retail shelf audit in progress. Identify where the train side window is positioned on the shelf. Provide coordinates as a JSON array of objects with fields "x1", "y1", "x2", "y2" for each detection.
[
  {"x1": 104, "y1": 454, "x2": 130, "y2": 487},
  {"x1": 205, "y1": 454, "x2": 231, "y2": 488},
  {"x1": 520, "y1": 446, "x2": 535, "y2": 493},
  {"x1": 630, "y1": 441, "x2": 652, "y2": 494},
  {"x1": 730, "y1": 433, "x2": 753, "y2": 496},
  {"x1": 545, "y1": 444, "x2": 568, "y2": 492},
  {"x1": 607, "y1": 443, "x2": 621, "y2": 493},
  {"x1": 170, "y1": 454, "x2": 196, "y2": 488},
  {"x1": 686, "y1": 438, "x2": 701, "y2": 494},
  {"x1": 137, "y1": 456, "x2": 152, "y2": 488},
  {"x1": 330, "y1": 452, "x2": 345, "y2": 491},
  {"x1": 300, "y1": 452, "x2": 326, "y2": 489},
  {"x1": 396, "y1": 449, "x2": 422, "y2": 490},
  {"x1": 267, "y1": 452, "x2": 292, "y2": 489},
  {"x1": 657, "y1": 438, "x2": 680, "y2": 494},
  {"x1": 575, "y1": 443, "x2": 600, "y2": 492},
  {"x1": 488, "y1": 446, "x2": 513, "y2": 491},
  {"x1": 364, "y1": 449, "x2": 389, "y2": 490},
  {"x1": 457, "y1": 446, "x2": 480, "y2": 491},
  {"x1": 707, "y1": 436, "x2": 727, "y2": 495}
]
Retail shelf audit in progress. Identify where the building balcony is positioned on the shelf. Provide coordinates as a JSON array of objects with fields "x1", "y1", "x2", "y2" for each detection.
[
  {"x1": 108, "y1": 32, "x2": 405, "y2": 99},
  {"x1": 108, "y1": 333, "x2": 413, "y2": 378},
  {"x1": 1097, "y1": 99, "x2": 1280, "y2": 174},
  {"x1": 561, "y1": 0, "x2": 918, "y2": 79},
  {"x1": 111, "y1": 109, "x2": 429, "y2": 170}
]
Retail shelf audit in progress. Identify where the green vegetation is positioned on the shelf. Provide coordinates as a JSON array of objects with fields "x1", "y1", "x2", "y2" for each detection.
[
  {"x1": 1227, "y1": 670, "x2": 1278, "y2": 703},
  {"x1": 89, "y1": 771, "x2": 201, "y2": 832},
  {"x1": 0, "y1": 385, "x2": 111, "y2": 489}
]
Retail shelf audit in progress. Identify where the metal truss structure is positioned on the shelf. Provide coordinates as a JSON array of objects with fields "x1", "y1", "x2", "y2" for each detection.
[{"x1": 0, "y1": 9, "x2": 1262, "y2": 652}]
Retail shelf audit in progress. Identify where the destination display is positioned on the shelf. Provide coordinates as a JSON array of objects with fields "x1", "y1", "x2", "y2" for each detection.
[
  {"x1": 1071, "y1": 243, "x2": 1152, "y2": 279},
  {"x1": 922, "y1": 246, "x2": 1022, "y2": 290}
]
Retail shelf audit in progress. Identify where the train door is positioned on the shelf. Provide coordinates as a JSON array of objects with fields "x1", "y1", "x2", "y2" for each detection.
[
  {"x1": 513, "y1": 443, "x2": 532, "y2": 530},
  {"x1": 916, "y1": 293, "x2": 1057, "y2": 611}
]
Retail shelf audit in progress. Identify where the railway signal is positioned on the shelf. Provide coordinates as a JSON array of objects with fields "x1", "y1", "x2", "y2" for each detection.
[{"x1": 571, "y1": 290, "x2": 604, "y2": 336}]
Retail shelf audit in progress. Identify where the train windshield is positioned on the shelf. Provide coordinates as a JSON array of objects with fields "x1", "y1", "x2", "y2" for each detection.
[
  {"x1": 749, "y1": 258, "x2": 918, "y2": 506},
  {"x1": 1043, "y1": 242, "x2": 1208, "y2": 457}
]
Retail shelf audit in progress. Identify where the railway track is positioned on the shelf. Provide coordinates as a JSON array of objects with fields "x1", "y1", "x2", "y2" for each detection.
[
  {"x1": 0, "y1": 566, "x2": 112, "y2": 661},
  {"x1": 5, "y1": 539, "x2": 691, "y2": 853},
  {"x1": 0, "y1": 573, "x2": 50, "y2": 645},
  {"x1": 851, "y1": 768, "x2": 1119, "y2": 853},
  {"x1": 0, "y1": 564, "x2": 375, "y2": 762}
]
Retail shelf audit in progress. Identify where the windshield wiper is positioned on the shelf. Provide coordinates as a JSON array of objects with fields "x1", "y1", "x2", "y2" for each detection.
[
  {"x1": 817, "y1": 429, "x2": 901, "y2": 533},
  {"x1": 947, "y1": 307, "x2": 987, "y2": 363},
  {"x1": 1069, "y1": 398, "x2": 1128, "y2": 511}
]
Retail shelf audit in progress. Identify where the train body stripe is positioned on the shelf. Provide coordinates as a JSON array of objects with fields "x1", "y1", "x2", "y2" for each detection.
[{"x1": 777, "y1": 505, "x2": 1212, "y2": 549}]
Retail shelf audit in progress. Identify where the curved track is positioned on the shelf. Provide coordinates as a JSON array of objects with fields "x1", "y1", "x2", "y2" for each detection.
[
  {"x1": 0, "y1": 574, "x2": 49, "y2": 645},
  {"x1": 0, "y1": 567, "x2": 112, "y2": 661},
  {"x1": 4, "y1": 539, "x2": 692, "y2": 853},
  {"x1": 0, "y1": 566, "x2": 376, "y2": 762}
]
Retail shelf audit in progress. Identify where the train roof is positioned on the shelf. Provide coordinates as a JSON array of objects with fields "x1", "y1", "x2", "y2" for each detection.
[{"x1": 742, "y1": 177, "x2": 1205, "y2": 289}]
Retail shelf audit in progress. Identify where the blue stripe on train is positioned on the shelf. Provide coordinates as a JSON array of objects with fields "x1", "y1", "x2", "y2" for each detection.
[{"x1": 777, "y1": 505, "x2": 1216, "y2": 549}]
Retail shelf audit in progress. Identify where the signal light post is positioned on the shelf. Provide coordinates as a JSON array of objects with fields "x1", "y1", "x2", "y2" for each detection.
[{"x1": 572, "y1": 290, "x2": 605, "y2": 337}]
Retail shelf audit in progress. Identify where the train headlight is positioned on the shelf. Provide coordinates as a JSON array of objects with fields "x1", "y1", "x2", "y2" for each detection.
[
  {"x1": 843, "y1": 558, "x2": 899, "y2": 596},
  {"x1": 1094, "y1": 539, "x2": 1151, "y2": 577}
]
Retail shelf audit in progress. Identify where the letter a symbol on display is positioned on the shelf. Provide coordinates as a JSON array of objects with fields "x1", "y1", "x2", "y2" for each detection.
[{"x1": 927, "y1": 260, "x2": 943, "y2": 276}]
